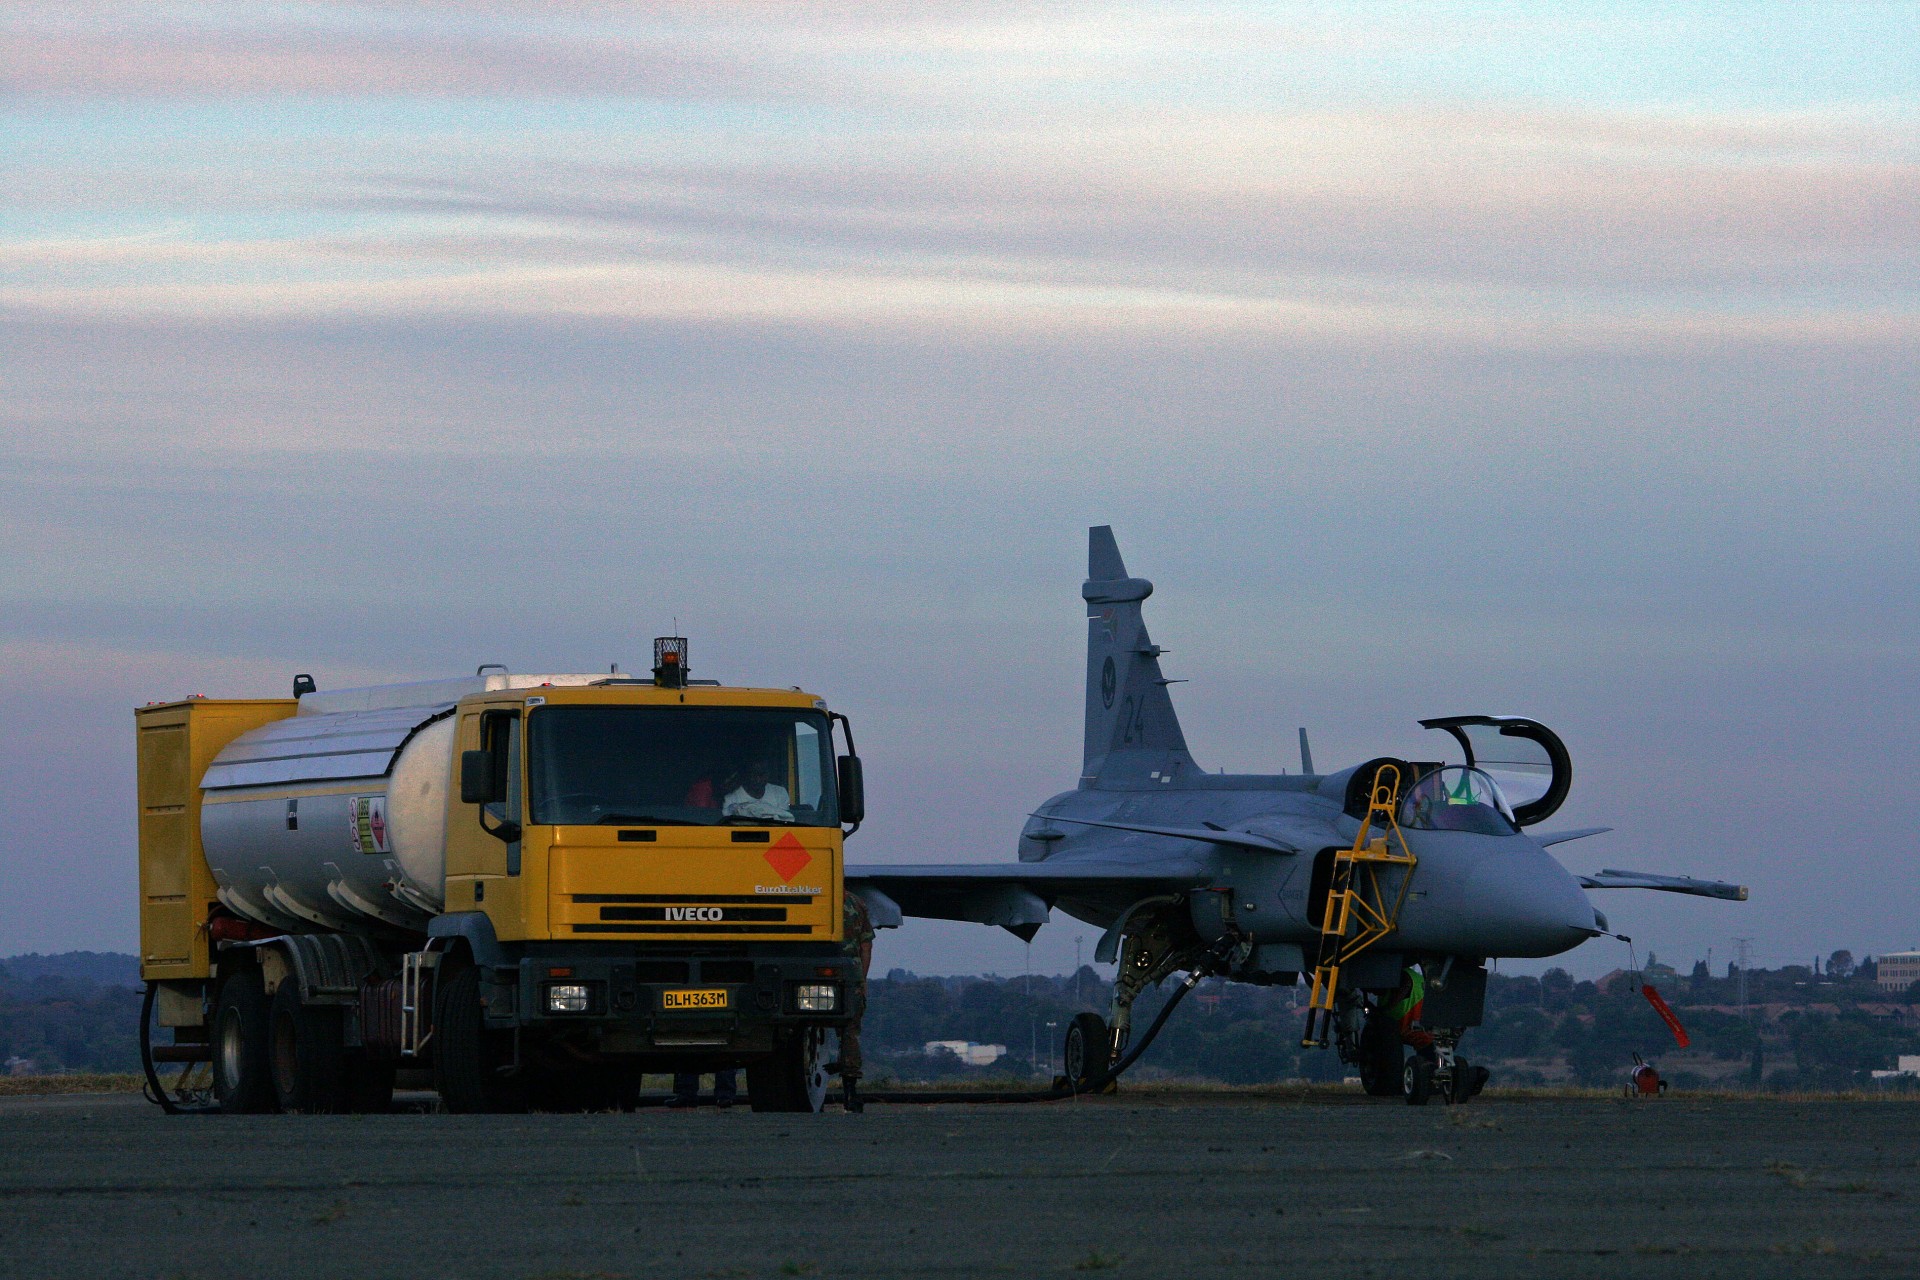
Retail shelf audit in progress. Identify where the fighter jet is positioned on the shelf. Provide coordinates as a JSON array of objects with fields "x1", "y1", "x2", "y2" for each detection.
[{"x1": 848, "y1": 527, "x2": 1746, "y2": 1103}]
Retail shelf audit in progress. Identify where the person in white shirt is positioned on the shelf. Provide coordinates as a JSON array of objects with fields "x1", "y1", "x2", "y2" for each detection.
[{"x1": 723, "y1": 758, "x2": 792, "y2": 821}]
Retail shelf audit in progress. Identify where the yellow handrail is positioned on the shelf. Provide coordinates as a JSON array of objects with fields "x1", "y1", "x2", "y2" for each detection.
[{"x1": 1301, "y1": 763, "x2": 1418, "y2": 1047}]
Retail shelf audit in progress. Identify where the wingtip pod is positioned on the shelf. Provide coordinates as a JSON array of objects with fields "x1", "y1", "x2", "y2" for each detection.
[{"x1": 1578, "y1": 869, "x2": 1750, "y2": 901}]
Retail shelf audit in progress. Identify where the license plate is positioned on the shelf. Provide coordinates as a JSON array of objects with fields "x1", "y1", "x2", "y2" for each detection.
[{"x1": 662, "y1": 988, "x2": 729, "y2": 1011}]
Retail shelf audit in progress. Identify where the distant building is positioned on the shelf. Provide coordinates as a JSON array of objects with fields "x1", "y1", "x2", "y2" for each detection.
[
  {"x1": 1870, "y1": 1055, "x2": 1920, "y2": 1081},
  {"x1": 5, "y1": 1056, "x2": 33, "y2": 1077},
  {"x1": 923, "y1": 1040, "x2": 1007, "y2": 1066},
  {"x1": 1875, "y1": 951, "x2": 1920, "y2": 993}
]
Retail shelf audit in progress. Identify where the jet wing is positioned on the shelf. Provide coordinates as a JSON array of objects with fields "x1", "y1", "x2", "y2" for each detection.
[
  {"x1": 1535, "y1": 827, "x2": 1612, "y2": 846},
  {"x1": 1576, "y1": 868, "x2": 1749, "y2": 901},
  {"x1": 1035, "y1": 815, "x2": 1299, "y2": 853},
  {"x1": 846, "y1": 859, "x2": 1212, "y2": 937}
]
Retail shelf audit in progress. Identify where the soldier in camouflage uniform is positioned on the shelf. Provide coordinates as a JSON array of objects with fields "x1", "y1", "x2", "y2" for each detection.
[{"x1": 835, "y1": 891, "x2": 875, "y2": 1112}]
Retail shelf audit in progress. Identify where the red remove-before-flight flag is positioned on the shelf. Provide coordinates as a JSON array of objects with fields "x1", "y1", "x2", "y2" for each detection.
[{"x1": 1641, "y1": 983, "x2": 1691, "y2": 1049}]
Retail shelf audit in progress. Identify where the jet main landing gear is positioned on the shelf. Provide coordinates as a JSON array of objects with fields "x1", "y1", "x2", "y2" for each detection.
[{"x1": 1403, "y1": 1031, "x2": 1489, "y2": 1106}]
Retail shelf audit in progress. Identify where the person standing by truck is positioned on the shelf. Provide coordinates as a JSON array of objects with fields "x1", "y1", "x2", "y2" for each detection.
[
  {"x1": 836, "y1": 892, "x2": 875, "y2": 1112},
  {"x1": 670, "y1": 1067, "x2": 737, "y2": 1109}
]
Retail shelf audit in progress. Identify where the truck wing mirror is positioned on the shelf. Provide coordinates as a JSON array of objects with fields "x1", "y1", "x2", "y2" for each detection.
[
  {"x1": 837, "y1": 755, "x2": 865, "y2": 827},
  {"x1": 460, "y1": 750, "x2": 495, "y2": 805}
]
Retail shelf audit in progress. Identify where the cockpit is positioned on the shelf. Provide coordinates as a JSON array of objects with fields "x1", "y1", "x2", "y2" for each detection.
[
  {"x1": 1334, "y1": 716, "x2": 1573, "y2": 832},
  {"x1": 1399, "y1": 766, "x2": 1516, "y2": 835}
]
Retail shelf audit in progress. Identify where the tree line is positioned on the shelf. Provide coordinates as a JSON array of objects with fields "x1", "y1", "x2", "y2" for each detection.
[{"x1": 4, "y1": 949, "x2": 1915, "y2": 1090}]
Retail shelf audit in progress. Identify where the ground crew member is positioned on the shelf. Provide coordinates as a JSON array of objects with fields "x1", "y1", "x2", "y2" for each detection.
[
  {"x1": 833, "y1": 891, "x2": 875, "y2": 1112},
  {"x1": 1385, "y1": 965, "x2": 1436, "y2": 1059},
  {"x1": 670, "y1": 1067, "x2": 736, "y2": 1109}
]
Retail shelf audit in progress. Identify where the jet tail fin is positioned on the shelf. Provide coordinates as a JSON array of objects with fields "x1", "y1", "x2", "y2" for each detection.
[{"x1": 1081, "y1": 526, "x2": 1199, "y2": 786}]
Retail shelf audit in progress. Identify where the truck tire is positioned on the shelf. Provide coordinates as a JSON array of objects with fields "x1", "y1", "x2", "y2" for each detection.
[
  {"x1": 213, "y1": 969, "x2": 278, "y2": 1114},
  {"x1": 747, "y1": 1028, "x2": 831, "y2": 1113},
  {"x1": 269, "y1": 980, "x2": 348, "y2": 1114},
  {"x1": 432, "y1": 964, "x2": 524, "y2": 1113}
]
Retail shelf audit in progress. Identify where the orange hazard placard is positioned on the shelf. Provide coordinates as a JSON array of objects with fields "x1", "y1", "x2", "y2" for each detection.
[{"x1": 763, "y1": 833, "x2": 812, "y2": 883}]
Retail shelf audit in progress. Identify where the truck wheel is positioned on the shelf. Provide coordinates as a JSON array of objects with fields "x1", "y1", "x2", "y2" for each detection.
[
  {"x1": 433, "y1": 964, "x2": 524, "y2": 1113},
  {"x1": 269, "y1": 981, "x2": 348, "y2": 1114},
  {"x1": 1063, "y1": 1012, "x2": 1111, "y2": 1090},
  {"x1": 345, "y1": 1057, "x2": 396, "y2": 1114},
  {"x1": 747, "y1": 1028, "x2": 831, "y2": 1113},
  {"x1": 212, "y1": 969, "x2": 278, "y2": 1114}
]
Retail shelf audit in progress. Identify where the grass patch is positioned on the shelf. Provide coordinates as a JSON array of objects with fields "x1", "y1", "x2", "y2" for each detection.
[{"x1": 0, "y1": 1073, "x2": 144, "y2": 1096}]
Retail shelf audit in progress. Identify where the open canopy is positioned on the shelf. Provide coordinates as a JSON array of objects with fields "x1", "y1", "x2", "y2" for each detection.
[{"x1": 1418, "y1": 715, "x2": 1571, "y2": 827}]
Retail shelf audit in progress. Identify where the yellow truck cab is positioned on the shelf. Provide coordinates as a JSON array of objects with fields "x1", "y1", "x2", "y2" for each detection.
[{"x1": 136, "y1": 638, "x2": 867, "y2": 1114}]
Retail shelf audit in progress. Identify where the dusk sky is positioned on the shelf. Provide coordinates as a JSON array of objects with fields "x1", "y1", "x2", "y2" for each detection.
[{"x1": 3, "y1": 3, "x2": 1915, "y2": 980}]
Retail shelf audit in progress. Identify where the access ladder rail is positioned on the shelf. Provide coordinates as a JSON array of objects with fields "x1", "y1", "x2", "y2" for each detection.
[{"x1": 1301, "y1": 763, "x2": 1418, "y2": 1047}]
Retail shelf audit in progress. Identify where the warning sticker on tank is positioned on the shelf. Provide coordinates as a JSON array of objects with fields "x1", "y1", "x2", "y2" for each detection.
[{"x1": 349, "y1": 796, "x2": 391, "y2": 855}]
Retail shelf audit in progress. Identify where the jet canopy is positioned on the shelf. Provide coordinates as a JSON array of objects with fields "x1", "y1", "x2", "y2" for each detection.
[
  {"x1": 1417, "y1": 715, "x2": 1571, "y2": 827},
  {"x1": 1399, "y1": 766, "x2": 1516, "y2": 835}
]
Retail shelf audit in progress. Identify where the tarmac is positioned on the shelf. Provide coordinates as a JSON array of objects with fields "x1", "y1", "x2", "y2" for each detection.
[{"x1": 3, "y1": 1089, "x2": 1917, "y2": 1279}]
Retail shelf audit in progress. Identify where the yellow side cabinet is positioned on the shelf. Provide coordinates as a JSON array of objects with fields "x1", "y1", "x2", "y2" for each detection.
[{"x1": 135, "y1": 698, "x2": 295, "y2": 981}]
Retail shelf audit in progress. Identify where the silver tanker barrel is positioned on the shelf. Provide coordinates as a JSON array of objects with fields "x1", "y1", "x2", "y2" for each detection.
[{"x1": 199, "y1": 704, "x2": 457, "y2": 932}]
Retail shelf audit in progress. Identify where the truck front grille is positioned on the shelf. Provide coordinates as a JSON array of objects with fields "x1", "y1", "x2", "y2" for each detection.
[{"x1": 567, "y1": 895, "x2": 817, "y2": 936}]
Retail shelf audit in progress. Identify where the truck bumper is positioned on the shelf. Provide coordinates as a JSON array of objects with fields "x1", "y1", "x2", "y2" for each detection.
[{"x1": 479, "y1": 942, "x2": 856, "y2": 1058}]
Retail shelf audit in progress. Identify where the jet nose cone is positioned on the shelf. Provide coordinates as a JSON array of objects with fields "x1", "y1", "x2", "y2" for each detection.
[{"x1": 1465, "y1": 856, "x2": 1601, "y2": 958}]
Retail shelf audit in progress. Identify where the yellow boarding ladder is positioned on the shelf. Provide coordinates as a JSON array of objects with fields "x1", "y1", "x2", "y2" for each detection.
[{"x1": 1301, "y1": 763, "x2": 1418, "y2": 1047}]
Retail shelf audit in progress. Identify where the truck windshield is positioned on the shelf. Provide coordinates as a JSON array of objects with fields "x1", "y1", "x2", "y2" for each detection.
[{"x1": 527, "y1": 706, "x2": 839, "y2": 827}]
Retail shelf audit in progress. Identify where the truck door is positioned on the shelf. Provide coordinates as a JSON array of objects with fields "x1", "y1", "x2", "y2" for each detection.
[{"x1": 479, "y1": 709, "x2": 523, "y2": 875}]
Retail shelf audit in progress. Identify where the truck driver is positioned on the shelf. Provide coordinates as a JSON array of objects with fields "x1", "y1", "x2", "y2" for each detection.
[{"x1": 723, "y1": 758, "x2": 792, "y2": 822}]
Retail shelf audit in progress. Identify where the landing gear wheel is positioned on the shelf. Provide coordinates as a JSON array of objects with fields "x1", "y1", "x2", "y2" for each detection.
[
  {"x1": 748, "y1": 1028, "x2": 833, "y2": 1113},
  {"x1": 1063, "y1": 1012, "x2": 1111, "y2": 1091},
  {"x1": 270, "y1": 981, "x2": 348, "y2": 1113},
  {"x1": 1357, "y1": 1015, "x2": 1405, "y2": 1097},
  {"x1": 1404, "y1": 1055, "x2": 1434, "y2": 1106},
  {"x1": 1449, "y1": 1057, "x2": 1476, "y2": 1105},
  {"x1": 213, "y1": 969, "x2": 278, "y2": 1114},
  {"x1": 432, "y1": 964, "x2": 525, "y2": 1113}
]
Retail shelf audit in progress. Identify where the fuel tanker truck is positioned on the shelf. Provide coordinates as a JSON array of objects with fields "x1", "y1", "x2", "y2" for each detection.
[{"x1": 135, "y1": 639, "x2": 867, "y2": 1114}]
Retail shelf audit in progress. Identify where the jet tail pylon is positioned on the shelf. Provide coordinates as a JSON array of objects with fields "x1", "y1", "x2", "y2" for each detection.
[{"x1": 1081, "y1": 526, "x2": 1200, "y2": 787}]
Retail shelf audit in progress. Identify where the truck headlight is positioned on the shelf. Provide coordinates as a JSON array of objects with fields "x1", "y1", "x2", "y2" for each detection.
[
  {"x1": 546, "y1": 983, "x2": 592, "y2": 1014},
  {"x1": 794, "y1": 983, "x2": 838, "y2": 1012}
]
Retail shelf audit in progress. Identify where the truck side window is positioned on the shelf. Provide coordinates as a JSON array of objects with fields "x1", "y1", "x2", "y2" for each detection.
[{"x1": 481, "y1": 710, "x2": 523, "y2": 873}]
